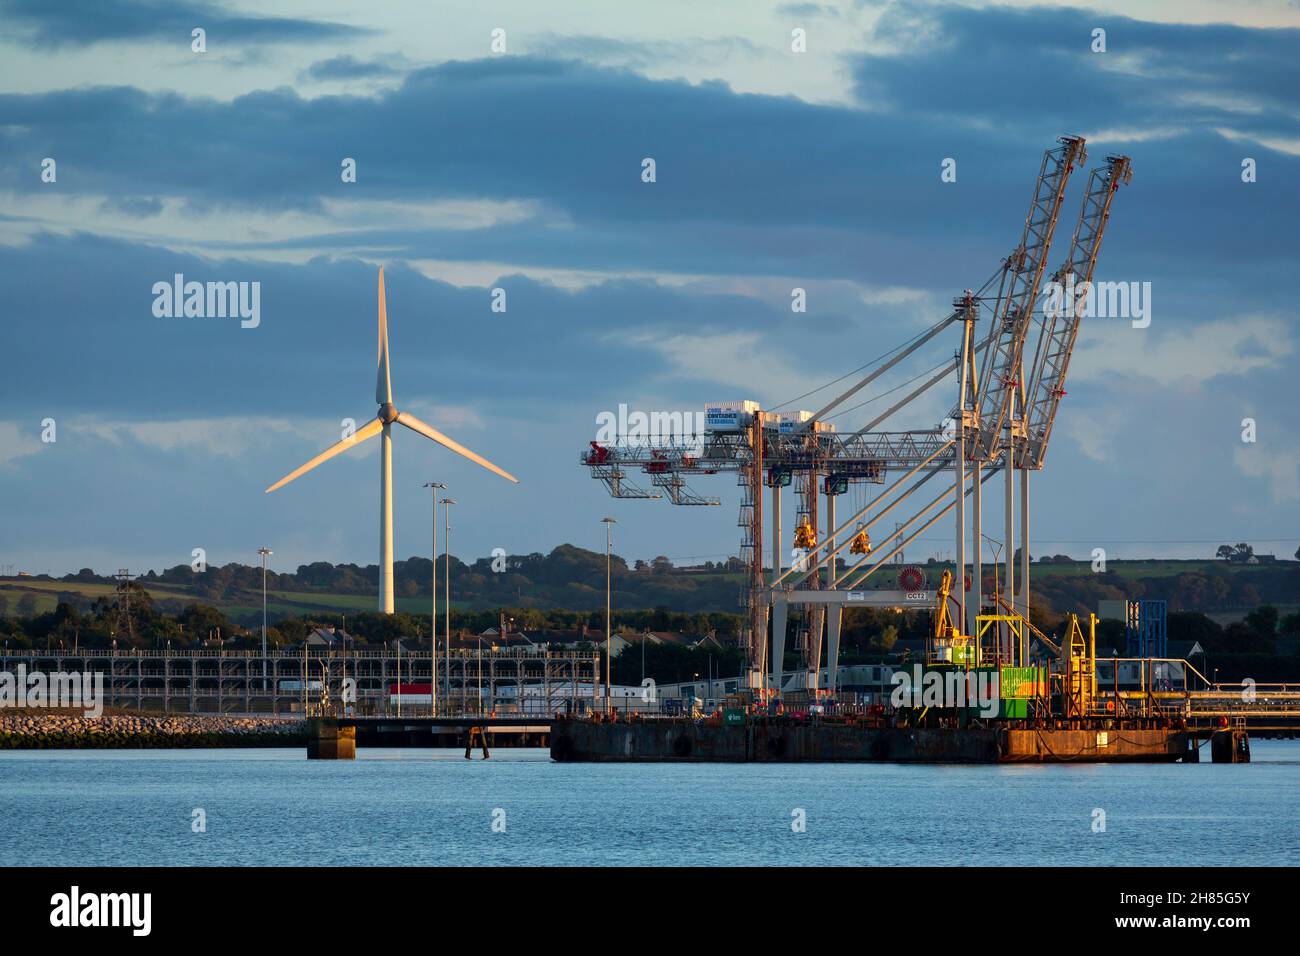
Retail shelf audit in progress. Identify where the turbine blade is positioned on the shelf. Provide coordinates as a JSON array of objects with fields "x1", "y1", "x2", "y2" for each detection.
[
  {"x1": 265, "y1": 417, "x2": 383, "y2": 493},
  {"x1": 376, "y1": 267, "x2": 392, "y2": 405},
  {"x1": 395, "y1": 411, "x2": 519, "y2": 483}
]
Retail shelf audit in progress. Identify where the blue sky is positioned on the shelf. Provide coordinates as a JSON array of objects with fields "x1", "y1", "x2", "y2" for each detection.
[{"x1": 1, "y1": 0, "x2": 1297, "y2": 578}]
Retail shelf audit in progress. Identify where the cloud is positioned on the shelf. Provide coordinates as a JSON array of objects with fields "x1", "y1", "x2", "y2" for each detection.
[
  {"x1": 0, "y1": 421, "x2": 43, "y2": 466},
  {"x1": 632, "y1": 330, "x2": 810, "y2": 403},
  {"x1": 775, "y1": 4, "x2": 842, "y2": 19},
  {"x1": 855, "y1": 3, "x2": 1300, "y2": 142},
  {"x1": 1070, "y1": 316, "x2": 1294, "y2": 386},
  {"x1": 1057, "y1": 407, "x2": 1127, "y2": 463},
  {"x1": 0, "y1": 231, "x2": 828, "y2": 423},
  {"x1": 2, "y1": 29, "x2": 1295, "y2": 300},
  {"x1": 531, "y1": 34, "x2": 762, "y2": 72},
  {"x1": 98, "y1": 195, "x2": 165, "y2": 219},
  {"x1": 67, "y1": 415, "x2": 310, "y2": 457},
  {"x1": 1234, "y1": 444, "x2": 1300, "y2": 502},
  {"x1": 303, "y1": 55, "x2": 402, "y2": 82},
  {"x1": 0, "y1": 0, "x2": 368, "y2": 48}
]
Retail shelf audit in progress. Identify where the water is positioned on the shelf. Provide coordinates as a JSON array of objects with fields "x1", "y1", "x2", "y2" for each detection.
[{"x1": 2, "y1": 742, "x2": 1298, "y2": 866}]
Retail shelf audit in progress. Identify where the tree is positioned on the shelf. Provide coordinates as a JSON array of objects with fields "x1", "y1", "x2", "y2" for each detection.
[
  {"x1": 16, "y1": 593, "x2": 38, "y2": 618},
  {"x1": 179, "y1": 603, "x2": 229, "y2": 642},
  {"x1": 1167, "y1": 611, "x2": 1223, "y2": 648},
  {"x1": 277, "y1": 618, "x2": 308, "y2": 645},
  {"x1": 1244, "y1": 605, "x2": 1279, "y2": 639},
  {"x1": 870, "y1": 624, "x2": 899, "y2": 653},
  {"x1": 1223, "y1": 621, "x2": 1274, "y2": 654},
  {"x1": 1215, "y1": 544, "x2": 1235, "y2": 562}
]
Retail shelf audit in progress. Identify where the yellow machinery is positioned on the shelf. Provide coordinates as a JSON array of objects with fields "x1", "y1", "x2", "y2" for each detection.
[
  {"x1": 974, "y1": 613, "x2": 1026, "y2": 667},
  {"x1": 793, "y1": 520, "x2": 817, "y2": 550},
  {"x1": 1061, "y1": 612, "x2": 1097, "y2": 717},
  {"x1": 930, "y1": 570, "x2": 977, "y2": 664},
  {"x1": 849, "y1": 527, "x2": 872, "y2": 554}
]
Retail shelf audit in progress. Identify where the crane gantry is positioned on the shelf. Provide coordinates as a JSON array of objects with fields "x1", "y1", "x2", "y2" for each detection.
[{"x1": 581, "y1": 136, "x2": 1132, "y2": 696}]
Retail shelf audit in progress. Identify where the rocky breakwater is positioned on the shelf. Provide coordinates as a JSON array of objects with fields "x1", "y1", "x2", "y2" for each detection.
[{"x1": 0, "y1": 712, "x2": 307, "y2": 749}]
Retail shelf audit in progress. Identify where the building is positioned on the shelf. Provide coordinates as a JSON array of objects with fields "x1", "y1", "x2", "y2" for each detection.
[{"x1": 305, "y1": 626, "x2": 355, "y2": 649}]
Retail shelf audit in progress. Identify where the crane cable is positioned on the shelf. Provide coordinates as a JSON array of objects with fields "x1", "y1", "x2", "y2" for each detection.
[
  {"x1": 770, "y1": 268, "x2": 1004, "y2": 413},
  {"x1": 823, "y1": 356, "x2": 954, "y2": 422}
]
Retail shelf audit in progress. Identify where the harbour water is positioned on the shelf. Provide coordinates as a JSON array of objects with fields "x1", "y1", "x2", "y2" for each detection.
[{"x1": 3, "y1": 742, "x2": 1298, "y2": 866}]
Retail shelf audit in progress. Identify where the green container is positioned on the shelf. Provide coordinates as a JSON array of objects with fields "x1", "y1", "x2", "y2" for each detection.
[
  {"x1": 999, "y1": 698, "x2": 1028, "y2": 719},
  {"x1": 999, "y1": 666, "x2": 1043, "y2": 698},
  {"x1": 723, "y1": 708, "x2": 747, "y2": 726}
]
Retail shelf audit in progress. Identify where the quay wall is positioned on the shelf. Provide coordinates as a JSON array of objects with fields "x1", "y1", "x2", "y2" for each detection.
[{"x1": 550, "y1": 718, "x2": 1192, "y2": 763}]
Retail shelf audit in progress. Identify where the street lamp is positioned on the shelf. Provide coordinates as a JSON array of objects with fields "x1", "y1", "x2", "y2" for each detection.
[
  {"x1": 440, "y1": 498, "x2": 456, "y2": 712},
  {"x1": 602, "y1": 517, "x2": 616, "y2": 715},
  {"x1": 424, "y1": 481, "x2": 446, "y2": 714},
  {"x1": 258, "y1": 547, "x2": 273, "y2": 691}
]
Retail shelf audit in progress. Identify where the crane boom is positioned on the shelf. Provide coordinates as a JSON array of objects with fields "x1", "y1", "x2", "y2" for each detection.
[
  {"x1": 974, "y1": 135, "x2": 1087, "y2": 460},
  {"x1": 1021, "y1": 154, "x2": 1133, "y2": 470}
]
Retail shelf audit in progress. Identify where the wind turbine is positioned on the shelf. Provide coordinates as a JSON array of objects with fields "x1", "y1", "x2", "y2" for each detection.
[{"x1": 266, "y1": 267, "x2": 518, "y2": 613}]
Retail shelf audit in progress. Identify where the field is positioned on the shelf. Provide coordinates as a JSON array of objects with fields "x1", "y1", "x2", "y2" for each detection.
[{"x1": 0, "y1": 577, "x2": 471, "y2": 620}]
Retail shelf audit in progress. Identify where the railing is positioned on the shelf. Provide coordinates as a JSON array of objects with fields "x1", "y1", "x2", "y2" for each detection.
[
  {"x1": 1186, "y1": 692, "x2": 1300, "y2": 716},
  {"x1": 1, "y1": 648, "x2": 596, "y2": 660}
]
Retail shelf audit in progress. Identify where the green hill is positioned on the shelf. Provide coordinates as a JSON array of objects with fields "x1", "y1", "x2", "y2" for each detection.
[{"x1": 2, "y1": 552, "x2": 1296, "y2": 628}]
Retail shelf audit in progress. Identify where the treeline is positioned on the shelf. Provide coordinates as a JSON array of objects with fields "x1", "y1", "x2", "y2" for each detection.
[
  {"x1": 1031, "y1": 565, "x2": 1299, "y2": 617},
  {"x1": 0, "y1": 587, "x2": 744, "y2": 651},
  {"x1": 46, "y1": 544, "x2": 744, "y2": 614},
  {"x1": 36, "y1": 552, "x2": 1300, "y2": 620}
]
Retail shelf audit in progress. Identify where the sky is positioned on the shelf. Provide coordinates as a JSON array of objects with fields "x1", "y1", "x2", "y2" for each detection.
[{"x1": 0, "y1": 0, "x2": 1298, "y2": 580}]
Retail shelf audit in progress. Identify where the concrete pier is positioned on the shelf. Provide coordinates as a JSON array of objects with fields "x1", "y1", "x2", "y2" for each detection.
[
  {"x1": 1210, "y1": 728, "x2": 1251, "y2": 763},
  {"x1": 550, "y1": 717, "x2": 1197, "y2": 763},
  {"x1": 306, "y1": 718, "x2": 356, "y2": 760}
]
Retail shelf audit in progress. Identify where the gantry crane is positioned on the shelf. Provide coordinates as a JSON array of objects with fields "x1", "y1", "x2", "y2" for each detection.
[{"x1": 580, "y1": 137, "x2": 1131, "y2": 695}]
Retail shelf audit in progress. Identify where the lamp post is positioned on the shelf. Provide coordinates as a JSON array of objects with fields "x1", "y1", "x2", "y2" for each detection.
[
  {"x1": 258, "y1": 547, "x2": 272, "y2": 691},
  {"x1": 441, "y1": 498, "x2": 456, "y2": 712},
  {"x1": 602, "y1": 517, "x2": 616, "y2": 715},
  {"x1": 424, "y1": 481, "x2": 446, "y2": 714}
]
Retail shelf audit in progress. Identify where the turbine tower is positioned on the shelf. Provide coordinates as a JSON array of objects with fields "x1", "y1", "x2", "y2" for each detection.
[{"x1": 266, "y1": 267, "x2": 518, "y2": 613}]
